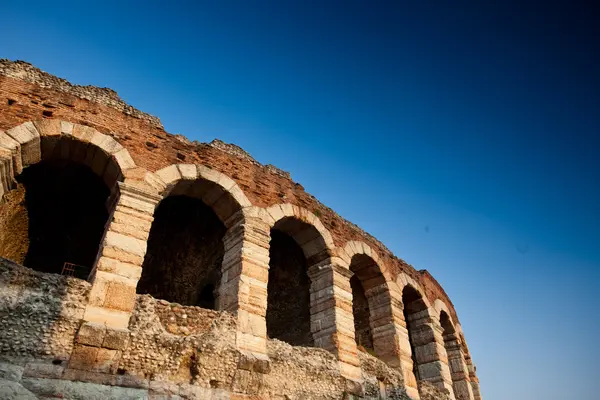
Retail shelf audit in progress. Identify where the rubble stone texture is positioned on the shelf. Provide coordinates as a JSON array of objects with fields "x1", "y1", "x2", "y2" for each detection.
[{"x1": 0, "y1": 59, "x2": 482, "y2": 399}]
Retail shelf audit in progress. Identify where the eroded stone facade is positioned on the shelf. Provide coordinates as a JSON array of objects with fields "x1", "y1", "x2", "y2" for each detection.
[{"x1": 0, "y1": 60, "x2": 482, "y2": 399}]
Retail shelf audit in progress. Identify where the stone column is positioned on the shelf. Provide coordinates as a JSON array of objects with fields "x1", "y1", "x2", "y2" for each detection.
[
  {"x1": 444, "y1": 332, "x2": 475, "y2": 400},
  {"x1": 219, "y1": 212, "x2": 271, "y2": 360},
  {"x1": 367, "y1": 284, "x2": 420, "y2": 399},
  {"x1": 465, "y1": 357, "x2": 482, "y2": 400},
  {"x1": 409, "y1": 311, "x2": 455, "y2": 398},
  {"x1": 308, "y1": 258, "x2": 361, "y2": 382},
  {"x1": 70, "y1": 182, "x2": 160, "y2": 373}
]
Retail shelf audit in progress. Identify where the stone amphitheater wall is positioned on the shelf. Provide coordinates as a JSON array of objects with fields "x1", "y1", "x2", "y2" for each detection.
[{"x1": 0, "y1": 60, "x2": 482, "y2": 400}]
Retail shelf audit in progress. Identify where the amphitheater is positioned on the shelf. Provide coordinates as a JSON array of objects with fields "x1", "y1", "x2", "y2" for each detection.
[{"x1": 0, "y1": 59, "x2": 482, "y2": 400}]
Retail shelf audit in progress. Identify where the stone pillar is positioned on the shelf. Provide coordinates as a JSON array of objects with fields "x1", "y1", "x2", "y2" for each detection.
[
  {"x1": 367, "y1": 284, "x2": 420, "y2": 399},
  {"x1": 70, "y1": 183, "x2": 160, "y2": 372},
  {"x1": 444, "y1": 332, "x2": 475, "y2": 400},
  {"x1": 466, "y1": 357, "x2": 482, "y2": 400},
  {"x1": 219, "y1": 212, "x2": 270, "y2": 360},
  {"x1": 408, "y1": 311, "x2": 455, "y2": 398},
  {"x1": 308, "y1": 258, "x2": 361, "y2": 382}
]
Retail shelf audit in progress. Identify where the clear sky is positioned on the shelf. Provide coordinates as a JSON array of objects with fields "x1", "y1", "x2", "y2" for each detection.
[{"x1": 2, "y1": 1, "x2": 599, "y2": 399}]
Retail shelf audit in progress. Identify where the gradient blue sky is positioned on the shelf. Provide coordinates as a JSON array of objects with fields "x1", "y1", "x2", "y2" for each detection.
[{"x1": 2, "y1": 1, "x2": 599, "y2": 399}]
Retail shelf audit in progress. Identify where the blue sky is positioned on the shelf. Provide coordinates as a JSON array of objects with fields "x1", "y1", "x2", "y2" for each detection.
[{"x1": 2, "y1": 1, "x2": 599, "y2": 399}]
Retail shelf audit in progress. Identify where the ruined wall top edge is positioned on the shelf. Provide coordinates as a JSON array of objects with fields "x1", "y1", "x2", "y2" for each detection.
[{"x1": 0, "y1": 59, "x2": 163, "y2": 129}]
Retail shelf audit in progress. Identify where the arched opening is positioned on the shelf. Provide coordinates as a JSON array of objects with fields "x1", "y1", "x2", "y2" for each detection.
[
  {"x1": 349, "y1": 253, "x2": 386, "y2": 354},
  {"x1": 137, "y1": 178, "x2": 234, "y2": 309},
  {"x1": 266, "y1": 217, "x2": 325, "y2": 347},
  {"x1": 0, "y1": 133, "x2": 119, "y2": 278},
  {"x1": 402, "y1": 285, "x2": 428, "y2": 381},
  {"x1": 440, "y1": 311, "x2": 456, "y2": 344},
  {"x1": 350, "y1": 275, "x2": 372, "y2": 351}
]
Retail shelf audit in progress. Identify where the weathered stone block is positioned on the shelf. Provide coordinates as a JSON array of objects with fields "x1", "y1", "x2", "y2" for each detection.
[
  {"x1": 237, "y1": 351, "x2": 270, "y2": 374},
  {"x1": 77, "y1": 322, "x2": 107, "y2": 347},
  {"x1": 104, "y1": 281, "x2": 137, "y2": 312},
  {"x1": 83, "y1": 305, "x2": 130, "y2": 329},
  {"x1": 0, "y1": 362, "x2": 24, "y2": 382},
  {"x1": 69, "y1": 345, "x2": 100, "y2": 370},
  {"x1": 103, "y1": 327, "x2": 130, "y2": 350},
  {"x1": 23, "y1": 362, "x2": 65, "y2": 379},
  {"x1": 92, "y1": 348, "x2": 121, "y2": 374}
]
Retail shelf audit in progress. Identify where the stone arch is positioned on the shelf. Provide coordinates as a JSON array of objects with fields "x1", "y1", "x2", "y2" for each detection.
[
  {"x1": 340, "y1": 241, "x2": 395, "y2": 358},
  {"x1": 438, "y1": 306, "x2": 475, "y2": 400},
  {"x1": 152, "y1": 164, "x2": 252, "y2": 225},
  {"x1": 0, "y1": 119, "x2": 137, "y2": 276},
  {"x1": 137, "y1": 163, "x2": 252, "y2": 308},
  {"x1": 397, "y1": 277, "x2": 455, "y2": 397},
  {"x1": 261, "y1": 204, "x2": 334, "y2": 346},
  {"x1": 264, "y1": 203, "x2": 335, "y2": 260}
]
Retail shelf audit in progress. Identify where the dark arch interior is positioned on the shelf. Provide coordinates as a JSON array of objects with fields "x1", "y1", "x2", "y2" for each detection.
[
  {"x1": 266, "y1": 227, "x2": 313, "y2": 346},
  {"x1": 350, "y1": 274, "x2": 373, "y2": 352},
  {"x1": 440, "y1": 311, "x2": 455, "y2": 335},
  {"x1": 137, "y1": 195, "x2": 225, "y2": 308},
  {"x1": 17, "y1": 159, "x2": 110, "y2": 276},
  {"x1": 402, "y1": 285, "x2": 428, "y2": 381},
  {"x1": 349, "y1": 254, "x2": 386, "y2": 354}
]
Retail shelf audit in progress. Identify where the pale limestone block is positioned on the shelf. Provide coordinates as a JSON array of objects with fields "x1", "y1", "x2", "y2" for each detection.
[
  {"x1": 83, "y1": 306, "x2": 130, "y2": 329},
  {"x1": 94, "y1": 269, "x2": 138, "y2": 287},
  {"x1": 156, "y1": 164, "x2": 182, "y2": 187},
  {"x1": 196, "y1": 164, "x2": 221, "y2": 183},
  {"x1": 112, "y1": 148, "x2": 136, "y2": 170},
  {"x1": 236, "y1": 331, "x2": 267, "y2": 355},
  {"x1": 112, "y1": 210, "x2": 153, "y2": 232},
  {"x1": 88, "y1": 276, "x2": 109, "y2": 307},
  {"x1": 114, "y1": 203, "x2": 154, "y2": 222},
  {"x1": 103, "y1": 231, "x2": 147, "y2": 258},
  {"x1": 90, "y1": 131, "x2": 124, "y2": 154},
  {"x1": 228, "y1": 184, "x2": 251, "y2": 207},
  {"x1": 117, "y1": 193, "x2": 157, "y2": 215},
  {"x1": 237, "y1": 309, "x2": 267, "y2": 337},
  {"x1": 144, "y1": 171, "x2": 167, "y2": 193},
  {"x1": 102, "y1": 246, "x2": 144, "y2": 265},
  {"x1": 339, "y1": 361, "x2": 361, "y2": 382},
  {"x1": 104, "y1": 281, "x2": 137, "y2": 312},
  {"x1": 0, "y1": 131, "x2": 22, "y2": 174},
  {"x1": 177, "y1": 163, "x2": 198, "y2": 180},
  {"x1": 77, "y1": 322, "x2": 107, "y2": 347},
  {"x1": 109, "y1": 220, "x2": 149, "y2": 241},
  {"x1": 33, "y1": 119, "x2": 61, "y2": 137},
  {"x1": 216, "y1": 171, "x2": 236, "y2": 191},
  {"x1": 72, "y1": 124, "x2": 97, "y2": 142},
  {"x1": 60, "y1": 120, "x2": 73, "y2": 135},
  {"x1": 266, "y1": 204, "x2": 285, "y2": 225},
  {"x1": 96, "y1": 257, "x2": 143, "y2": 280},
  {"x1": 279, "y1": 203, "x2": 295, "y2": 218},
  {"x1": 300, "y1": 207, "x2": 315, "y2": 224}
]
